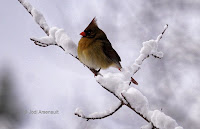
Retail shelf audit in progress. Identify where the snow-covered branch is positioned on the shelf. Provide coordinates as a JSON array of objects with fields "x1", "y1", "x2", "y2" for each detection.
[
  {"x1": 18, "y1": 0, "x2": 49, "y2": 35},
  {"x1": 18, "y1": 0, "x2": 183, "y2": 129},
  {"x1": 132, "y1": 24, "x2": 168, "y2": 76},
  {"x1": 75, "y1": 102, "x2": 123, "y2": 121},
  {"x1": 18, "y1": 0, "x2": 77, "y2": 57}
]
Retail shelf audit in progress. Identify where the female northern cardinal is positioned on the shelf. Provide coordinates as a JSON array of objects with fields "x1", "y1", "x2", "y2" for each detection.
[
  {"x1": 78, "y1": 18, "x2": 138, "y2": 85},
  {"x1": 78, "y1": 18, "x2": 121, "y2": 71},
  {"x1": 77, "y1": 18, "x2": 138, "y2": 85}
]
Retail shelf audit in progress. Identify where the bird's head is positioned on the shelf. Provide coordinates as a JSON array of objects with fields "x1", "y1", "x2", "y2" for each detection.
[{"x1": 80, "y1": 17, "x2": 106, "y2": 39}]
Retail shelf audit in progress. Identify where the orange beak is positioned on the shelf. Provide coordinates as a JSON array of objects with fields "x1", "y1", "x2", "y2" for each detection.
[{"x1": 80, "y1": 32, "x2": 86, "y2": 37}]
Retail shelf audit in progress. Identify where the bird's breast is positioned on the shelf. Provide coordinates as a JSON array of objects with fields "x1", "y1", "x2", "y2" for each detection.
[
  {"x1": 78, "y1": 38, "x2": 113, "y2": 69},
  {"x1": 78, "y1": 38, "x2": 97, "y2": 68}
]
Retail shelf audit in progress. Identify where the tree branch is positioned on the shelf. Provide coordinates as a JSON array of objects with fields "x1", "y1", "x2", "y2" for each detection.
[
  {"x1": 75, "y1": 102, "x2": 123, "y2": 121},
  {"x1": 121, "y1": 93, "x2": 158, "y2": 129},
  {"x1": 18, "y1": 1, "x2": 183, "y2": 129},
  {"x1": 30, "y1": 38, "x2": 65, "y2": 50},
  {"x1": 18, "y1": 0, "x2": 49, "y2": 35}
]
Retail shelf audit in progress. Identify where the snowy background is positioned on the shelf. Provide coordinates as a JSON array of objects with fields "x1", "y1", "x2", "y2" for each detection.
[{"x1": 0, "y1": 0, "x2": 200, "y2": 129}]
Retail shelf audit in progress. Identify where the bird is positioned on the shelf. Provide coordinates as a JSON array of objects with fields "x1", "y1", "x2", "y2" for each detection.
[
  {"x1": 78, "y1": 18, "x2": 121, "y2": 71},
  {"x1": 77, "y1": 18, "x2": 138, "y2": 85}
]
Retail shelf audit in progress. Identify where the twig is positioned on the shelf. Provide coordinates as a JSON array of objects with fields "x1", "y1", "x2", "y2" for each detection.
[
  {"x1": 75, "y1": 102, "x2": 123, "y2": 121},
  {"x1": 30, "y1": 38, "x2": 65, "y2": 50},
  {"x1": 157, "y1": 24, "x2": 168, "y2": 42},
  {"x1": 132, "y1": 25, "x2": 168, "y2": 76},
  {"x1": 129, "y1": 25, "x2": 168, "y2": 86}
]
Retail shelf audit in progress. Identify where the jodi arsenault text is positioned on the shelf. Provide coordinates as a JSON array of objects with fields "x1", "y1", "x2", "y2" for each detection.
[{"x1": 26, "y1": 110, "x2": 59, "y2": 115}]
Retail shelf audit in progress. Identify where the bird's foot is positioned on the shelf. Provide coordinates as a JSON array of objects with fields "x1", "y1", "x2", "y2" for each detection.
[
  {"x1": 97, "y1": 68, "x2": 101, "y2": 73},
  {"x1": 90, "y1": 68, "x2": 102, "y2": 76}
]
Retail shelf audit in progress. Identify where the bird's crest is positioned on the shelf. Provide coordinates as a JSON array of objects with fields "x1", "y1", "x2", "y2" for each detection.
[
  {"x1": 90, "y1": 17, "x2": 97, "y2": 26},
  {"x1": 85, "y1": 17, "x2": 98, "y2": 30}
]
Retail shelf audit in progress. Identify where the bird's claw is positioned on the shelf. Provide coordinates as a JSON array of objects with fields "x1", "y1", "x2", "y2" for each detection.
[{"x1": 90, "y1": 68, "x2": 102, "y2": 76}]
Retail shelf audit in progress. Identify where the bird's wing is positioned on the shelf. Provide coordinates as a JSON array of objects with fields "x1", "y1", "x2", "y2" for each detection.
[{"x1": 101, "y1": 40, "x2": 121, "y2": 66}]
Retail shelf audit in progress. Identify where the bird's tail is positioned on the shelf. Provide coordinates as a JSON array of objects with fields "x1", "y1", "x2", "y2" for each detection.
[{"x1": 115, "y1": 62, "x2": 122, "y2": 71}]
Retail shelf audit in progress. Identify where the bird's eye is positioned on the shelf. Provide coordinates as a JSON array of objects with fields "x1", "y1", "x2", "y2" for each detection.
[{"x1": 87, "y1": 30, "x2": 92, "y2": 35}]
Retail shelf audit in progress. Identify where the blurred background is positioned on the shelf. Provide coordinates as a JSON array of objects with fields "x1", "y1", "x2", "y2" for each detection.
[{"x1": 0, "y1": 0, "x2": 200, "y2": 128}]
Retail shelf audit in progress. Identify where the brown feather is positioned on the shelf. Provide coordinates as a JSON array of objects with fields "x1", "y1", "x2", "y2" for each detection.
[
  {"x1": 101, "y1": 40, "x2": 122, "y2": 69},
  {"x1": 78, "y1": 17, "x2": 122, "y2": 70}
]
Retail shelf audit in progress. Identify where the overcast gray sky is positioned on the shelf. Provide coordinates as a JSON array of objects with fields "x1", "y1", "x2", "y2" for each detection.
[{"x1": 0, "y1": 0, "x2": 200, "y2": 129}]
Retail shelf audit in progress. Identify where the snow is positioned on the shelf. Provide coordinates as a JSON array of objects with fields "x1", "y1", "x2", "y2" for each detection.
[
  {"x1": 88, "y1": 104, "x2": 116, "y2": 118},
  {"x1": 54, "y1": 28, "x2": 77, "y2": 56},
  {"x1": 122, "y1": 88, "x2": 149, "y2": 115},
  {"x1": 95, "y1": 25, "x2": 183, "y2": 129},
  {"x1": 75, "y1": 108, "x2": 84, "y2": 117},
  {"x1": 19, "y1": 0, "x2": 78, "y2": 56},
  {"x1": 31, "y1": 21, "x2": 182, "y2": 128},
  {"x1": 31, "y1": 27, "x2": 78, "y2": 57},
  {"x1": 123, "y1": 25, "x2": 167, "y2": 77},
  {"x1": 141, "y1": 123, "x2": 153, "y2": 129},
  {"x1": 75, "y1": 102, "x2": 122, "y2": 119},
  {"x1": 31, "y1": 9, "x2": 49, "y2": 31},
  {"x1": 23, "y1": 1, "x2": 33, "y2": 12},
  {"x1": 175, "y1": 127, "x2": 184, "y2": 129},
  {"x1": 122, "y1": 88, "x2": 182, "y2": 129},
  {"x1": 96, "y1": 72, "x2": 130, "y2": 99},
  {"x1": 96, "y1": 25, "x2": 167, "y2": 100},
  {"x1": 19, "y1": 0, "x2": 49, "y2": 33},
  {"x1": 135, "y1": 54, "x2": 146, "y2": 65},
  {"x1": 148, "y1": 110, "x2": 179, "y2": 129},
  {"x1": 164, "y1": 24, "x2": 168, "y2": 31},
  {"x1": 18, "y1": 1, "x2": 182, "y2": 127}
]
